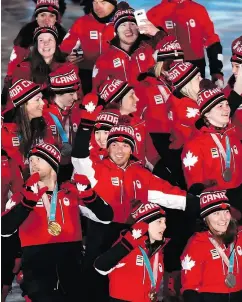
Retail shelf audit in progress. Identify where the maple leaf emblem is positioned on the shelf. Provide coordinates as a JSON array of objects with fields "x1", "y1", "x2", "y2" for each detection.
[
  {"x1": 5, "y1": 198, "x2": 16, "y2": 210},
  {"x1": 76, "y1": 183, "x2": 87, "y2": 192},
  {"x1": 92, "y1": 65, "x2": 99, "y2": 78},
  {"x1": 132, "y1": 228, "x2": 142, "y2": 239},
  {"x1": 10, "y1": 49, "x2": 17, "y2": 62},
  {"x1": 31, "y1": 183, "x2": 38, "y2": 194},
  {"x1": 182, "y1": 255, "x2": 195, "y2": 274},
  {"x1": 183, "y1": 151, "x2": 198, "y2": 170},
  {"x1": 186, "y1": 107, "x2": 199, "y2": 118},
  {"x1": 85, "y1": 101, "x2": 96, "y2": 113}
]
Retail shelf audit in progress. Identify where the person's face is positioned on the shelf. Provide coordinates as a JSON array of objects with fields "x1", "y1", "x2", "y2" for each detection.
[
  {"x1": 36, "y1": 11, "x2": 57, "y2": 26},
  {"x1": 57, "y1": 91, "x2": 78, "y2": 108},
  {"x1": 93, "y1": 0, "x2": 115, "y2": 18},
  {"x1": 148, "y1": 217, "x2": 166, "y2": 243},
  {"x1": 190, "y1": 72, "x2": 202, "y2": 95},
  {"x1": 95, "y1": 130, "x2": 109, "y2": 148},
  {"x1": 29, "y1": 155, "x2": 53, "y2": 179},
  {"x1": 232, "y1": 62, "x2": 241, "y2": 79},
  {"x1": 26, "y1": 93, "x2": 44, "y2": 120},
  {"x1": 120, "y1": 89, "x2": 139, "y2": 114},
  {"x1": 117, "y1": 22, "x2": 139, "y2": 46},
  {"x1": 37, "y1": 33, "x2": 56, "y2": 60},
  {"x1": 108, "y1": 141, "x2": 132, "y2": 168},
  {"x1": 205, "y1": 100, "x2": 231, "y2": 127},
  {"x1": 206, "y1": 209, "x2": 231, "y2": 235}
]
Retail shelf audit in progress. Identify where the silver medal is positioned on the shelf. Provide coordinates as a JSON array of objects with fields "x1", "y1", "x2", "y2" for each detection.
[
  {"x1": 225, "y1": 273, "x2": 236, "y2": 288},
  {"x1": 223, "y1": 168, "x2": 232, "y2": 182}
]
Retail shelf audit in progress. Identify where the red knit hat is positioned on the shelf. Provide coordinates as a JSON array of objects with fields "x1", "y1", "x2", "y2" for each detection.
[
  {"x1": 156, "y1": 36, "x2": 184, "y2": 62},
  {"x1": 200, "y1": 190, "x2": 230, "y2": 218},
  {"x1": 49, "y1": 64, "x2": 80, "y2": 94},
  {"x1": 113, "y1": 2, "x2": 136, "y2": 32},
  {"x1": 94, "y1": 109, "x2": 119, "y2": 131},
  {"x1": 99, "y1": 78, "x2": 132, "y2": 104},
  {"x1": 167, "y1": 62, "x2": 200, "y2": 91},
  {"x1": 35, "y1": 0, "x2": 60, "y2": 18},
  {"x1": 33, "y1": 26, "x2": 58, "y2": 42},
  {"x1": 107, "y1": 117, "x2": 136, "y2": 152},
  {"x1": 197, "y1": 84, "x2": 227, "y2": 116},
  {"x1": 231, "y1": 36, "x2": 242, "y2": 64},
  {"x1": 9, "y1": 79, "x2": 41, "y2": 108},
  {"x1": 28, "y1": 142, "x2": 61, "y2": 174},
  {"x1": 132, "y1": 202, "x2": 166, "y2": 223}
]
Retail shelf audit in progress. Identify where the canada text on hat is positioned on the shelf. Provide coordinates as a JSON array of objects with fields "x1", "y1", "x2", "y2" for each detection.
[
  {"x1": 33, "y1": 26, "x2": 58, "y2": 42},
  {"x1": 99, "y1": 79, "x2": 130, "y2": 103},
  {"x1": 197, "y1": 87, "x2": 226, "y2": 116},
  {"x1": 35, "y1": 0, "x2": 59, "y2": 16},
  {"x1": 95, "y1": 110, "x2": 119, "y2": 130},
  {"x1": 113, "y1": 8, "x2": 136, "y2": 31},
  {"x1": 29, "y1": 142, "x2": 61, "y2": 173},
  {"x1": 9, "y1": 79, "x2": 41, "y2": 108},
  {"x1": 107, "y1": 124, "x2": 136, "y2": 151},
  {"x1": 231, "y1": 36, "x2": 242, "y2": 64},
  {"x1": 156, "y1": 36, "x2": 184, "y2": 62},
  {"x1": 167, "y1": 62, "x2": 199, "y2": 90},
  {"x1": 132, "y1": 202, "x2": 166, "y2": 223},
  {"x1": 200, "y1": 190, "x2": 230, "y2": 217},
  {"x1": 49, "y1": 65, "x2": 80, "y2": 93}
]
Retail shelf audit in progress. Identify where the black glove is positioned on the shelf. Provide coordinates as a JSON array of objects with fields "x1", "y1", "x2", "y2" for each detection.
[
  {"x1": 185, "y1": 193, "x2": 200, "y2": 217},
  {"x1": 226, "y1": 184, "x2": 242, "y2": 213}
]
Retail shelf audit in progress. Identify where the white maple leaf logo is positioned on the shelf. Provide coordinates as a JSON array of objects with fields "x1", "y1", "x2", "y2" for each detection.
[
  {"x1": 5, "y1": 198, "x2": 16, "y2": 210},
  {"x1": 76, "y1": 183, "x2": 87, "y2": 192},
  {"x1": 31, "y1": 183, "x2": 38, "y2": 194},
  {"x1": 132, "y1": 228, "x2": 142, "y2": 239},
  {"x1": 182, "y1": 254, "x2": 195, "y2": 274},
  {"x1": 92, "y1": 65, "x2": 99, "y2": 78},
  {"x1": 10, "y1": 49, "x2": 17, "y2": 62},
  {"x1": 85, "y1": 101, "x2": 96, "y2": 113},
  {"x1": 183, "y1": 151, "x2": 198, "y2": 170},
  {"x1": 186, "y1": 107, "x2": 199, "y2": 118}
]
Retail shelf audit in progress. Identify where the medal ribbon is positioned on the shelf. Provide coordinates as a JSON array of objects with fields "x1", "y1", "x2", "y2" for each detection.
[
  {"x1": 49, "y1": 113, "x2": 69, "y2": 144},
  {"x1": 139, "y1": 247, "x2": 158, "y2": 288},
  {"x1": 210, "y1": 134, "x2": 231, "y2": 169},
  {"x1": 48, "y1": 185, "x2": 58, "y2": 223}
]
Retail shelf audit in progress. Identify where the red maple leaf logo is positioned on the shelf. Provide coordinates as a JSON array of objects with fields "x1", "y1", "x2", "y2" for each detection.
[
  {"x1": 95, "y1": 123, "x2": 101, "y2": 129},
  {"x1": 117, "y1": 136, "x2": 124, "y2": 142},
  {"x1": 220, "y1": 203, "x2": 227, "y2": 209},
  {"x1": 48, "y1": 6, "x2": 54, "y2": 11}
]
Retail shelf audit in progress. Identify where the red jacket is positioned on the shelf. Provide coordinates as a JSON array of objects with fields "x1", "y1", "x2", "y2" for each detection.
[
  {"x1": 135, "y1": 75, "x2": 171, "y2": 134},
  {"x1": 181, "y1": 125, "x2": 242, "y2": 190},
  {"x1": 1, "y1": 151, "x2": 23, "y2": 213},
  {"x1": 167, "y1": 94, "x2": 200, "y2": 149},
  {"x1": 60, "y1": 14, "x2": 115, "y2": 70},
  {"x1": 92, "y1": 37, "x2": 156, "y2": 91},
  {"x1": 72, "y1": 156, "x2": 187, "y2": 223},
  {"x1": 108, "y1": 244, "x2": 166, "y2": 302},
  {"x1": 181, "y1": 229, "x2": 242, "y2": 294},
  {"x1": 147, "y1": 0, "x2": 220, "y2": 62}
]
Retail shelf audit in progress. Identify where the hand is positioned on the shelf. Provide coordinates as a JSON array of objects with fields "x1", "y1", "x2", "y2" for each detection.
[
  {"x1": 188, "y1": 180, "x2": 217, "y2": 195},
  {"x1": 120, "y1": 221, "x2": 148, "y2": 251},
  {"x1": 81, "y1": 93, "x2": 103, "y2": 127},
  {"x1": 67, "y1": 54, "x2": 83, "y2": 64},
  {"x1": 211, "y1": 73, "x2": 224, "y2": 88},
  {"x1": 138, "y1": 20, "x2": 159, "y2": 36},
  {"x1": 185, "y1": 193, "x2": 200, "y2": 217},
  {"x1": 234, "y1": 65, "x2": 242, "y2": 95},
  {"x1": 21, "y1": 173, "x2": 48, "y2": 208},
  {"x1": 73, "y1": 174, "x2": 96, "y2": 203}
]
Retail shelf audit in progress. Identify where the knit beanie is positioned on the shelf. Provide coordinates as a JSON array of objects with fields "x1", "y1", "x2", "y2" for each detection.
[
  {"x1": 94, "y1": 109, "x2": 119, "y2": 131},
  {"x1": 231, "y1": 36, "x2": 242, "y2": 64},
  {"x1": 33, "y1": 26, "x2": 59, "y2": 42},
  {"x1": 132, "y1": 202, "x2": 166, "y2": 224},
  {"x1": 35, "y1": 0, "x2": 60, "y2": 18},
  {"x1": 113, "y1": 1, "x2": 136, "y2": 32},
  {"x1": 167, "y1": 62, "x2": 200, "y2": 91},
  {"x1": 200, "y1": 190, "x2": 230, "y2": 218},
  {"x1": 156, "y1": 35, "x2": 184, "y2": 62},
  {"x1": 28, "y1": 142, "x2": 61, "y2": 174}
]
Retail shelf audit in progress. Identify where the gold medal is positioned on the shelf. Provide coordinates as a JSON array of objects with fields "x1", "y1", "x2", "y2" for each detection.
[{"x1": 48, "y1": 221, "x2": 62, "y2": 236}]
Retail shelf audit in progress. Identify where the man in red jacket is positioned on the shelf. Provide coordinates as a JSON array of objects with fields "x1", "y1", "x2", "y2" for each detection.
[
  {"x1": 1, "y1": 142, "x2": 113, "y2": 302},
  {"x1": 60, "y1": 0, "x2": 117, "y2": 94},
  {"x1": 147, "y1": 0, "x2": 224, "y2": 85}
]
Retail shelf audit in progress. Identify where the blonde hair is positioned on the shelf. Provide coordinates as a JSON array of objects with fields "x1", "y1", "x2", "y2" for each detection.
[
  {"x1": 154, "y1": 62, "x2": 165, "y2": 78},
  {"x1": 180, "y1": 80, "x2": 198, "y2": 101}
]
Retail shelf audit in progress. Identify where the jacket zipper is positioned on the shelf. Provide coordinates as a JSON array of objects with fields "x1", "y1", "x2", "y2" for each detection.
[
  {"x1": 99, "y1": 32, "x2": 102, "y2": 54},
  {"x1": 121, "y1": 59, "x2": 128, "y2": 81},
  {"x1": 186, "y1": 22, "x2": 191, "y2": 43},
  {"x1": 120, "y1": 179, "x2": 123, "y2": 204},
  {"x1": 174, "y1": 22, "x2": 177, "y2": 39},
  {"x1": 136, "y1": 56, "x2": 141, "y2": 73}
]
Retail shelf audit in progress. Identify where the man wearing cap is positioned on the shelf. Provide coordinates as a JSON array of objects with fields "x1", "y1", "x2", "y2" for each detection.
[
  {"x1": 60, "y1": 0, "x2": 118, "y2": 94},
  {"x1": 182, "y1": 81, "x2": 242, "y2": 194},
  {"x1": 181, "y1": 190, "x2": 242, "y2": 302},
  {"x1": 147, "y1": 0, "x2": 224, "y2": 86},
  {"x1": 95, "y1": 202, "x2": 168, "y2": 302},
  {"x1": 44, "y1": 63, "x2": 83, "y2": 182},
  {"x1": 1, "y1": 142, "x2": 113, "y2": 302},
  {"x1": 92, "y1": 2, "x2": 167, "y2": 91}
]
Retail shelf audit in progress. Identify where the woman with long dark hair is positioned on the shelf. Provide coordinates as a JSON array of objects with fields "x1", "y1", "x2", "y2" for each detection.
[{"x1": 181, "y1": 191, "x2": 242, "y2": 302}]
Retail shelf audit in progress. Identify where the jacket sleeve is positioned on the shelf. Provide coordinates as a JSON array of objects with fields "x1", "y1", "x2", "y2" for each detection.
[
  {"x1": 92, "y1": 54, "x2": 109, "y2": 92},
  {"x1": 181, "y1": 235, "x2": 203, "y2": 298},
  {"x1": 9, "y1": 158, "x2": 24, "y2": 194},
  {"x1": 6, "y1": 46, "x2": 30, "y2": 77},
  {"x1": 228, "y1": 90, "x2": 242, "y2": 117},
  {"x1": 60, "y1": 19, "x2": 83, "y2": 54},
  {"x1": 146, "y1": 170, "x2": 187, "y2": 210}
]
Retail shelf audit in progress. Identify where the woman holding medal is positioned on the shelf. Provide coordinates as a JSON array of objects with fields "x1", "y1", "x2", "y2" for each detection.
[
  {"x1": 1, "y1": 142, "x2": 113, "y2": 302},
  {"x1": 95, "y1": 202, "x2": 168, "y2": 302},
  {"x1": 181, "y1": 190, "x2": 242, "y2": 302}
]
